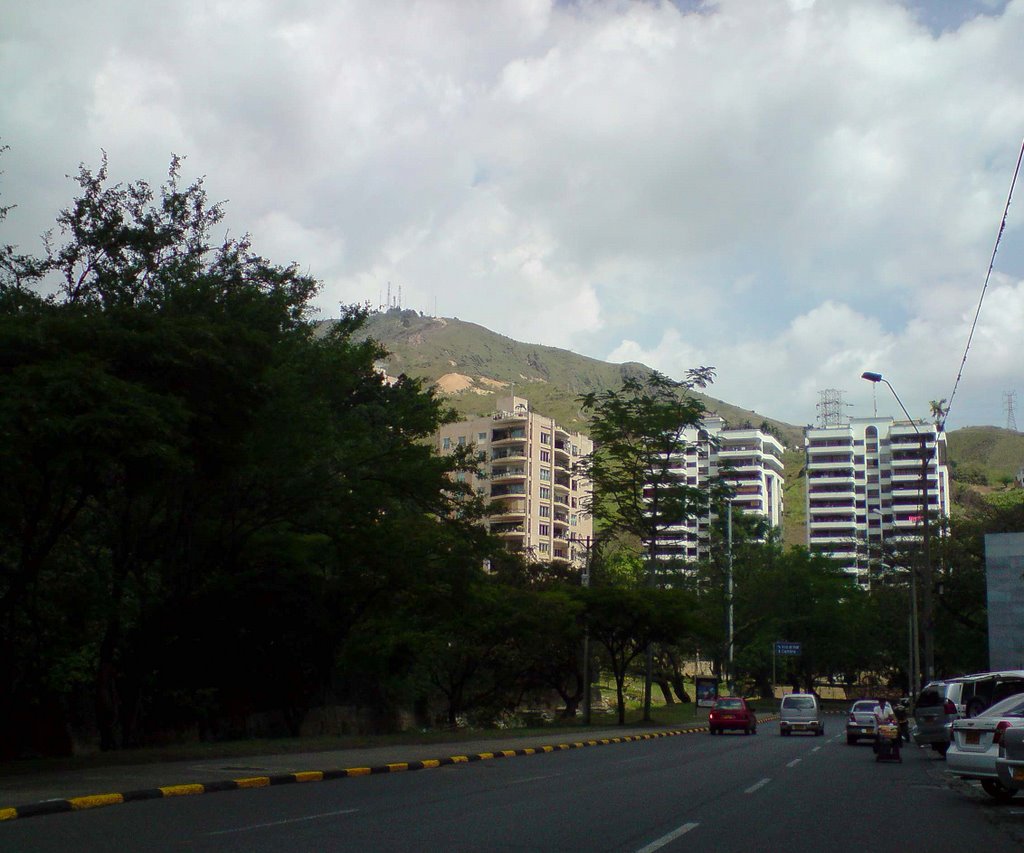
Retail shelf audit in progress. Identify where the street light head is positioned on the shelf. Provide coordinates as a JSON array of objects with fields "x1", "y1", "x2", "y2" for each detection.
[{"x1": 861, "y1": 371, "x2": 883, "y2": 383}]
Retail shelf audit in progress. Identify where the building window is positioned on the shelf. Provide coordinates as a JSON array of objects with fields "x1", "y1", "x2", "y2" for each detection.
[
  {"x1": 458, "y1": 436, "x2": 466, "y2": 446},
  {"x1": 442, "y1": 437, "x2": 451, "y2": 450},
  {"x1": 538, "y1": 542, "x2": 550, "y2": 553},
  {"x1": 540, "y1": 432, "x2": 551, "y2": 445},
  {"x1": 540, "y1": 450, "x2": 551, "y2": 462},
  {"x1": 539, "y1": 505, "x2": 550, "y2": 517},
  {"x1": 540, "y1": 486, "x2": 551, "y2": 499},
  {"x1": 539, "y1": 523, "x2": 550, "y2": 536},
  {"x1": 540, "y1": 468, "x2": 551, "y2": 481},
  {"x1": 478, "y1": 432, "x2": 487, "y2": 442}
]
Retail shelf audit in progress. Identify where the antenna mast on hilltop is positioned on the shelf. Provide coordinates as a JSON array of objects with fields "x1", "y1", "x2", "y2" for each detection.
[
  {"x1": 1005, "y1": 390, "x2": 1018, "y2": 432},
  {"x1": 816, "y1": 389, "x2": 851, "y2": 428}
]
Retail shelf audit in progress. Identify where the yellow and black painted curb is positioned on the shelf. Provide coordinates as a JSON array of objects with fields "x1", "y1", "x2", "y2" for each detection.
[{"x1": 0, "y1": 717, "x2": 779, "y2": 822}]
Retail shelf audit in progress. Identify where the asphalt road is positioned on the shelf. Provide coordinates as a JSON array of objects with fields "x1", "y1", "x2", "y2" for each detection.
[{"x1": 4, "y1": 727, "x2": 1024, "y2": 852}]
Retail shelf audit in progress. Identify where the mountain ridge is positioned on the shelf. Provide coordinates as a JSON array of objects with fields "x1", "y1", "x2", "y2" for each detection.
[{"x1": 348, "y1": 308, "x2": 806, "y2": 449}]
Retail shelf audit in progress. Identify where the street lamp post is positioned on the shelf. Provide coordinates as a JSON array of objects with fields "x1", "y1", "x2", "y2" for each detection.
[
  {"x1": 874, "y1": 505, "x2": 919, "y2": 694},
  {"x1": 727, "y1": 499, "x2": 734, "y2": 694},
  {"x1": 861, "y1": 371, "x2": 935, "y2": 687},
  {"x1": 570, "y1": 533, "x2": 597, "y2": 725}
]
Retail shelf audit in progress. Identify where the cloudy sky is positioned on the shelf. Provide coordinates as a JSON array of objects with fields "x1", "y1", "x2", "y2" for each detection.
[{"x1": 2, "y1": 0, "x2": 1023, "y2": 430}]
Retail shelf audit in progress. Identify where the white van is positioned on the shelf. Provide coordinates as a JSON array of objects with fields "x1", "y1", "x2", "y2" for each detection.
[{"x1": 779, "y1": 693, "x2": 825, "y2": 736}]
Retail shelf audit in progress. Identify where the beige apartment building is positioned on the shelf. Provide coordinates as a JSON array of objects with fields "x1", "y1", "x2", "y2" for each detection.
[{"x1": 437, "y1": 396, "x2": 594, "y2": 568}]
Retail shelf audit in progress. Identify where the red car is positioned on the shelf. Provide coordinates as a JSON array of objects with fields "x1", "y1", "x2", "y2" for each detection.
[{"x1": 709, "y1": 697, "x2": 758, "y2": 735}]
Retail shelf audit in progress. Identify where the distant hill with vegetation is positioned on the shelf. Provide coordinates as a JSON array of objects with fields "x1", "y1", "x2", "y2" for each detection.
[
  {"x1": 347, "y1": 308, "x2": 804, "y2": 447},
  {"x1": 946, "y1": 426, "x2": 1024, "y2": 488}
]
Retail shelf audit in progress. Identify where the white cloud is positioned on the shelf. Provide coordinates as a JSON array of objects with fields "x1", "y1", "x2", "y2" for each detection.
[{"x1": 1, "y1": 0, "x2": 1022, "y2": 429}]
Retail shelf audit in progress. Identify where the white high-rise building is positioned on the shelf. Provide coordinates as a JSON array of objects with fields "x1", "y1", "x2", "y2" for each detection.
[
  {"x1": 804, "y1": 416, "x2": 950, "y2": 582},
  {"x1": 437, "y1": 396, "x2": 593, "y2": 568},
  {"x1": 653, "y1": 417, "x2": 785, "y2": 566}
]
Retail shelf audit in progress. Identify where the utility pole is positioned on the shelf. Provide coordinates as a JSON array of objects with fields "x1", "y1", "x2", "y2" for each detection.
[
  {"x1": 862, "y1": 372, "x2": 934, "y2": 686},
  {"x1": 920, "y1": 432, "x2": 935, "y2": 684},
  {"x1": 570, "y1": 533, "x2": 597, "y2": 725},
  {"x1": 727, "y1": 500, "x2": 734, "y2": 694}
]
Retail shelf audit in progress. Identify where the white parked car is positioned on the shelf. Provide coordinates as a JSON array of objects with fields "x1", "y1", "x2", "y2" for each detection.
[
  {"x1": 846, "y1": 699, "x2": 892, "y2": 744},
  {"x1": 946, "y1": 691, "x2": 1024, "y2": 801},
  {"x1": 996, "y1": 725, "x2": 1024, "y2": 794}
]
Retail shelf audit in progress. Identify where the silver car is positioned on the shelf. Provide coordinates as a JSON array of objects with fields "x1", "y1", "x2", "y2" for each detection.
[
  {"x1": 995, "y1": 725, "x2": 1024, "y2": 793},
  {"x1": 846, "y1": 700, "x2": 892, "y2": 745},
  {"x1": 779, "y1": 693, "x2": 824, "y2": 736},
  {"x1": 913, "y1": 679, "x2": 966, "y2": 755},
  {"x1": 946, "y1": 692, "x2": 1024, "y2": 802}
]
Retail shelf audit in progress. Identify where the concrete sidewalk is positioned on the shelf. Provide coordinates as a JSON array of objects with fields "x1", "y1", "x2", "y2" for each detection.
[{"x1": 1, "y1": 723, "x2": 712, "y2": 820}]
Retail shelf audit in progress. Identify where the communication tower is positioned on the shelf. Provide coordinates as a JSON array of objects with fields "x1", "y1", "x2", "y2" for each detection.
[
  {"x1": 1005, "y1": 390, "x2": 1018, "y2": 432},
  {"x1": 816, "y1": 389, "x2": 850, "y2": 428}
]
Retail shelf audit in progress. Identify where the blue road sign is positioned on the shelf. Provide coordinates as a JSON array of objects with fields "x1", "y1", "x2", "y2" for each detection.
[{"x1": 775, "y1": 641, "x2": 802, "y2": 656}]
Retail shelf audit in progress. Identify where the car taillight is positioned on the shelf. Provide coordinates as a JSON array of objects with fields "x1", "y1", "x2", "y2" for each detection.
[
  {"x1": 994, "y1": 721, "x2": 1011, "y2": 745},
  {"x1": 849, "y1": 713, "x2": 856, "y2": 721},
  {"x1": 943, "y1": 699, "x2": 957, "y2": 714}
]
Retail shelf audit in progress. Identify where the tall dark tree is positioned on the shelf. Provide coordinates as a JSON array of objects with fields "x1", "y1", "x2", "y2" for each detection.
[
  {"x1": 577, "y1": 368, "x2": 716, "y2": 719},
  {"x1": 0, "y1": 156, "x2": 491, "y2": 754}
]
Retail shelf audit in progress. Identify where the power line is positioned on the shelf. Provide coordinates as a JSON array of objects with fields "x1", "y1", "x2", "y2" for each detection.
[{"x1": 943, "y1": 137, "x2": 1024, "y2": 429}]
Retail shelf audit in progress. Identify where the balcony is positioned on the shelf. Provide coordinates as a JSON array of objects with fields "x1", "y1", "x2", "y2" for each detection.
[
  {"x1": 807, "y1": 440, "x2": 853, "y2": 452},
  {"x1": 491, "y1": 428, "x2": 527, "y2": 443},
  {"x1": 491, "y1": 484, "x2": 527, "y2": 498},
  {"x1": 489, "y1": 503, "x2": 526, "y2": 523},
  {"x1": 491, "y1": 448, "x2": 527, "y2": 461},
  {"x1": 491, "y1": 523, "x2": 525, "y2": 536},
  {"x1": 490, "y1": 466, "x2": 527, "y2": 482},
  {"x1": 807, "y1": 483, "x2": 854, "y2": 496},
  {"x1": 808, "y1": 457, "x2": 855, "y2": 470},
  {"x1": 807, "y1": 470, "x2": 854, "y2": 482}
]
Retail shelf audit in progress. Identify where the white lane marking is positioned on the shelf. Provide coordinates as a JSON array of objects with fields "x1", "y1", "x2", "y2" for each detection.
[
  {"x1": 635, "y1": 822, "x2": 700, "y2": 853},
  {"x1": 786, "y1": 758, "x2": 802, "y2": 768},
  {"x1": 812, "y1": 747, "x2": 821, "y2": 753},
  {"x1": 509, "y1": 773, "x2": 564, "y2": 784},
  {"x1": 208, "y1": 809, "x2": 359, "y2": 835},
  {"x1": 744, "y1": 778, "x2": 771, "y2": 794}
]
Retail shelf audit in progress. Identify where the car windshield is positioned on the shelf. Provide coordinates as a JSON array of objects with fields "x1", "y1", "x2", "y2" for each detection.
[
  {"x1": 853, "y1": 701, "x2": 877, "y2": 712},
  {"x1": 915, "y1": 684, "x2": 950, "y2": 707},
  {"x1": 784, "y1": 696, "x2": 815, "y2": 709},
  {"x1": 979, "y1": 692, "x2": 1024, "y2": 718},
  {"x1": 716, "y1": 699, "x2": 742, "y2": 709}
]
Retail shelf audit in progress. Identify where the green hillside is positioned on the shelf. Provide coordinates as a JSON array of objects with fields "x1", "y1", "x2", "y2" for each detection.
[
  {"x1": 945, "y1": 426, "x2": 1024, "y2": 486},
  {"x1": 349, "y1": 309, "x2": 804, "y2": 447}
]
